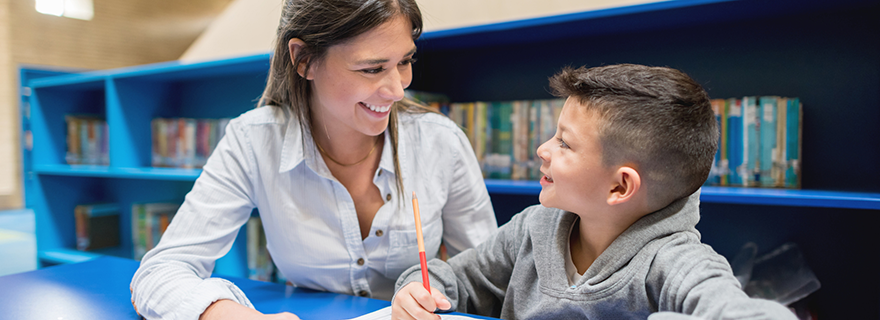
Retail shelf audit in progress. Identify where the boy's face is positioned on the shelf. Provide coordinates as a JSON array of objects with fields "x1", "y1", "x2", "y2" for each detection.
[{"x1": 536, "y1": 97, "x2": 617, "y2": 214}]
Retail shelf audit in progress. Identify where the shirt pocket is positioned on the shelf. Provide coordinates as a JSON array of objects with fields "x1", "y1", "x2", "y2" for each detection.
[{"x1": 383, "y1": 217, "x2": 442, "y2": 280}]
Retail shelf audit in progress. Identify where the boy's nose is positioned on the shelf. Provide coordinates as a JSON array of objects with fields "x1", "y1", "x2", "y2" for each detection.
[{"x1": 536, "y1": 140, "x2": 550, "y2": 162}]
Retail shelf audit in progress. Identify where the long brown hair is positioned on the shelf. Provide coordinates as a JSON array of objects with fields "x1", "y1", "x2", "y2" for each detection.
[{"x1": 259, "y1": 0, "x2": 435, "y2": 196}]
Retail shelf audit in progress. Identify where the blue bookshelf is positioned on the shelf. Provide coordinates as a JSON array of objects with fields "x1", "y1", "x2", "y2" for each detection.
[{"x1": 20, "y1": 0, "x2": 879, "y2": 317}]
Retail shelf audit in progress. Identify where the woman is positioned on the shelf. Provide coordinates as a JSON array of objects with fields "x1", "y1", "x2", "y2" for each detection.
[{"x1": 130, "y1": 0, "x2": 498, "y2": 319}]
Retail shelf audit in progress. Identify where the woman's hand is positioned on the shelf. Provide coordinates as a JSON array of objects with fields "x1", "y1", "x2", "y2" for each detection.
[
  {"x1": 392, "y1": 282, "x2": 452, "y2": 320},
  {"x1": 200, "y1": 299, "x2": 301, "y2": 320}
]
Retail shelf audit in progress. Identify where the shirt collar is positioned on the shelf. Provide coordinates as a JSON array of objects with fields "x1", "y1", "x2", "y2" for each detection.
[{"x1": 278, "y1": 109, "x2": 401, "y2": 178}]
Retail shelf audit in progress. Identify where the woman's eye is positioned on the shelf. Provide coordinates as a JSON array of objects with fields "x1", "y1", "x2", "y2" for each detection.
[
  {"x1": 400, "y1": 58, "x2": 417, "y2": 66},
  {"x1": 362, "y1": 67, "x2": 385, "y2": 74}
]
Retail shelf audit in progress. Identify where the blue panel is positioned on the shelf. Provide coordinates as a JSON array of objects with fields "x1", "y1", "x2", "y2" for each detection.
[
  {"x1": 215, "y1": 224, "x2": 249, "y2": 277},
  {"x1": 30, "y1": 83, "x2": 106, "y2": 166},
  {"x1": 110, "y1": 78, "x2": 175, "y2": 167}
]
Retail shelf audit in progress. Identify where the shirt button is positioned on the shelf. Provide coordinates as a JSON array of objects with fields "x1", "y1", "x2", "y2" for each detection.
[
  {"x1": 377, "y1": 171, "x2": 382, "y2": 177},
  {"x1": 385, "y1": 194, "x2": 391, "y2": 201},
  {"x1": 375, "y1": 229, "x2": 384, "y2": 237},
  {"x1": 357, "y1": 258, "x2": 365, "y2": 266},
  {"x1": 358, "y1": 290, "x2": 369, "y2": 297}
]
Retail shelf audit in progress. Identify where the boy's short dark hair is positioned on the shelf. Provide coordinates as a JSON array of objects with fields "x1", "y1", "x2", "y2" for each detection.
[{"x1": 549, "y1": 64, "x2": 718, "y2": 208}]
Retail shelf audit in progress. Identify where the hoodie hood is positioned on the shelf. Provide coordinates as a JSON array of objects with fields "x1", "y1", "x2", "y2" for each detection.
[{"x1": 532, "y1": 189, "x2": 702, "y2": 294}]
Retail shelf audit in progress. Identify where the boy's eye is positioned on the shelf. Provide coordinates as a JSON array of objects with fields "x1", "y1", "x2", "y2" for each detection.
[{"x1": 557, "y1": 137, "x2": 570, "y2": 149}]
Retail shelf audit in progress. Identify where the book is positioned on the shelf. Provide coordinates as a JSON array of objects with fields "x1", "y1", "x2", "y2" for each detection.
[
  {"x1": 247, "y1": 216, "x2": 276, "y2": 282},
  {"x1": 707, "y1": 99, "x2": 726, "y2": 185},
  {"x1": 785, "y1": 98, "x2": 802, "y2": 188},
  {"x1": 131, "y1": 202, "x2": 180, "y2": 260},
  {"x1": 74, "y1": 203, "x2": 120, "y2": 251},
  {"x1": 726, "y1": 98, "x2": 744, "y2": 186},
  {"x1": 65, "y1": 115, "x2": 109, "y2": 165},
  {"x1": 487, "y1": 101, "x2": 513, "y2": 179},
  {"x1": 774, "y1": 97, "x2": 788, "y2": 187},
  {"x1": 150, "y1": 118, "x2": 230, "y2": 169},
  {"x1": 742, "y1": 96, "x2": 760, "y2": 186},
  {"x1": 758, "y1": 96, "x2": 778, "y2": 187}
]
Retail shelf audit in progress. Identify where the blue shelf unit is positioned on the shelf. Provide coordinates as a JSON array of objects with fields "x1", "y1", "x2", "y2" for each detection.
[{"x1": 21, "y1": 0, "x2": 879, "y2": 317}]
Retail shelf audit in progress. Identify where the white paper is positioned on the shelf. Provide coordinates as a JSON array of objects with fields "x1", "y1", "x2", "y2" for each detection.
[{"x1": 346, "y1": 306, "x2": 483, "y2": 320}]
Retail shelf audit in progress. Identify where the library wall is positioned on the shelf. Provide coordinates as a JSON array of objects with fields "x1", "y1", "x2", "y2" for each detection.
[
  {"x1": 0, "y1": 0, "x2": 233, "y2": 209},
  {"x1": 181, "y1": 0, "x2": 662, "y2": 61}
]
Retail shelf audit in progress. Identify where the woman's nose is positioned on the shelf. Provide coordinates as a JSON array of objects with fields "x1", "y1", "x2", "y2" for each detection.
[{"x1": 379, "y1": 67, "x2": 407, "y2": 101}]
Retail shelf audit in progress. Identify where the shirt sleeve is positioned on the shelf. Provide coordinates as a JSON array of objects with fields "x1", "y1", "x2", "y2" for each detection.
[
  {"x1": 649, "y1": 241, "x2": 797, "y2": 320},
  {"x1": 130, "y1": 118, "x2": 258, "y2": 320},
  {"x1": 439, "y1": 124, "x2": 498, "y2": 256},
  {"x1": 396, "y1": 210, "x2": 526, "y2": 316}
]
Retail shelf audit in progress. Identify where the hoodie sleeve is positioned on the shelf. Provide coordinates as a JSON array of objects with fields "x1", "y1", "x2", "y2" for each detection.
[
  {"x1": 649, "y1": 238, "x2": 797, "y2": 320},
  {"x1": 395, "y1": 208, "x2": 530, "y2": 316}
]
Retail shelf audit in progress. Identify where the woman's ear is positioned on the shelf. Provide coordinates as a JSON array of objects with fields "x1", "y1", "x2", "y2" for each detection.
[
  {"x1": 288, "y1": 38, "x2": 312, "y2": 79},
  {"x1": 607, "y1": 166, "x2": 640, "y2": 206}
]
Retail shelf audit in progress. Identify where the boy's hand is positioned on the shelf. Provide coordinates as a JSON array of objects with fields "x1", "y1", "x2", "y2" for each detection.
[{"x1": 392, "y1": 282, "x2": 452, "y2": 320}]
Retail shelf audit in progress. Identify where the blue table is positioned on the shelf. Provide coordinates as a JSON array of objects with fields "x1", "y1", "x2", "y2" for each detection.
[{"x1": 0, "y1": 256, "x2": 494, "y2": 319}]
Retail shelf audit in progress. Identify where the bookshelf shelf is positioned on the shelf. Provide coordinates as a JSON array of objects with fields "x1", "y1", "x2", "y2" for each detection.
[
  {"x1": 20, "y1": 0, "x2": 878, "y2": 317},
  {"x1": 486, "y1": 180, "x2": 880, "y2": 210},
  {"x1": 38, "y1": 248, "x2": 102, "y2": 265},
  {"x1": 33, "y1": 164, "x2": 202, "y2": 181}
]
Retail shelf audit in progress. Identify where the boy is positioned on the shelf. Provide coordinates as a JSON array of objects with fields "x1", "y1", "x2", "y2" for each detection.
[{"x1": 391, "y1": 64, "x2": 795, "y2": 319}]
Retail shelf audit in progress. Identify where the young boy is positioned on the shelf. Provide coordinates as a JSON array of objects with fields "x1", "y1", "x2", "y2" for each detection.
[{"x1": 391, "y1": 64, "x2": 796, "y2": 320}]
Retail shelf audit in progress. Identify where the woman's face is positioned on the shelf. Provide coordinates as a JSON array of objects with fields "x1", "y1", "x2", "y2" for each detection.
[{"x1": 306, "y1": 15, "x2": 417, "y2": 138}]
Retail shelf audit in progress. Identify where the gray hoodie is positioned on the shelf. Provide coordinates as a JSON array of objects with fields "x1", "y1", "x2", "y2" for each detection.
[{"x1": 396, "y1": 190, "x2": 796, "y2": 319}]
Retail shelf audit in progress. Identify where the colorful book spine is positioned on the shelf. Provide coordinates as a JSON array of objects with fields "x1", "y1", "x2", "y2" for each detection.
[
  {"x1": 74, "y1": 203, "x2": 120, "y2": 251},
  {"x1": 489, "y1": 101, "x2": 513, "y2": 179},
  {"x1": 66, "y1": 116, "x2": 81, "y2": 164},
  {"x1": 742, "y1": 96, "x2": 760, "y2": 186},
  {"x1": 758, "y1": 96, "x2": 778, "y2": 187},
  {"x1": 785, "y1": 98, "x2": 802, "y2": 188},
  {"x1": 707, "y1": 99, "x2": 725, "y2": 185},
  {"x1": 726, "y1": 98, "x2": 744, "y2": 186},
  {"x1": 528, "y1": 100, "x2": 540, "y2": 180},
  {"x1": 774, "y1": 97, "x2": 788, "y2": 187}
]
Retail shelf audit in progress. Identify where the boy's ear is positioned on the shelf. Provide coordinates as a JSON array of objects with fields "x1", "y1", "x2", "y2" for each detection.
[
  {"x1": 288, "y1": 38, "x2": 313, "y2": 80},
  {"x1": 607, "y1": 166, "x2": 640, "y2": 206}
]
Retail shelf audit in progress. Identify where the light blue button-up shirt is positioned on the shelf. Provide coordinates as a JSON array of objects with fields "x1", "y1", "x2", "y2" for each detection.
[{"x1": 131, "y1": 105, "x2": 497, "y2": 319}]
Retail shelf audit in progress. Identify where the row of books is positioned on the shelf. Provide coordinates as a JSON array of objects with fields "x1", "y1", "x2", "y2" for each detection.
[
  {"x1": 247, "y1": 217, "x2": 285, "y2": 283},
  {"x1": 706, "y1": 96, "x2": 802, "y2": 188},
  {"x1": 151, "y1": 118, "x2": 230, "y2": 169},
  {"x1": 65, "y1": 115, "x2": 109, "y2": 165},
  {"x1": 442, "y1": 99, "x2": 566, "y2": 180},
  {"x1": 73, "y1": 202, "x2": 179, "y2": 258},
  {"x1": 132, "y1": 202, "x2": 180, "y2": 260},
  {"x1": 74, "y1": 203, "x2": 120, "y2": 251}
]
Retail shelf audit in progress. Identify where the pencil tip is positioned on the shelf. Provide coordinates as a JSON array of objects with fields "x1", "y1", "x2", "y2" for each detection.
[{"x1": 412, "y1": 191, "x2": 417, "y2": 199}]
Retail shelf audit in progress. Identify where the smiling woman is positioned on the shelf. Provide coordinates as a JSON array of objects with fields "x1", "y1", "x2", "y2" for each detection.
[{"x1": 129, "y1": 1, "x2": 498, "y2": 320}]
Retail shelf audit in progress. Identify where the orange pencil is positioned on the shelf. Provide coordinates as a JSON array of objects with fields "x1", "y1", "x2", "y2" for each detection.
[{"x1": 412, "y1": 191, "x2": 431, "y2": 292}]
